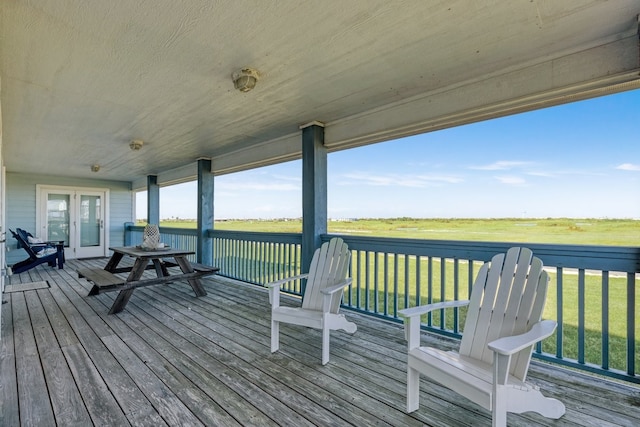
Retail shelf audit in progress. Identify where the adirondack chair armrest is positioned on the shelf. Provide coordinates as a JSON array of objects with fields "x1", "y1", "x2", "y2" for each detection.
[
  {"x1": 266, "y1": 273, "x2": 309, "y2": 288},
  {"x1": 488, "y1": 319, "x2": 558, "y2": 356},
  {"x1": 30, "y1": 241, "x2": 63, "y2": 248},
  {"x1": 321, "y1": 278, "x2": 353, "y2": 313},
  {"x1": 321, "y1": 278, "x2": 353, "y2": 296},
  {"x1": 267, "y1": 273, "x2": 309, "y2": 306},
  {"x1": 398, "y1": 299, "x2": 471, "y2": 318},
  {"x1": 398, "y1": 300, "x2": 471, "y2": 348}
]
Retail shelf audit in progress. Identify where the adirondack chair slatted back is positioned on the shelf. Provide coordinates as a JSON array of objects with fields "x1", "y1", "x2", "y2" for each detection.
[
  {"x1": 459, "y1": 246, "x2": 549, "y2": 381},
  {"x1": 11, "y1": 229, "x2": 39, "y2": 258},
  {"x1": 15, "y1": 228, "x2": 32, "y2": 250},
  {"x1": 302, "y1": 238, "x2": 351, "y2": 313}
]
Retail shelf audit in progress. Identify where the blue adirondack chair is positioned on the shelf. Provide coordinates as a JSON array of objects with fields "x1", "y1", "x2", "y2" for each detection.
[{"x1": 9, "y1": 228, "x2": 65, "y2": 274}]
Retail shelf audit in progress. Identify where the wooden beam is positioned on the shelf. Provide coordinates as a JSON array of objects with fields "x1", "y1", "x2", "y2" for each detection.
[
  {"x1": 197, "y1": 158, "x2": 214, "y2": 264},
  {"x1": 301, "y1": 123, "x2": 327, "y2": 281},
  {"x1": 147, "y1": 175, "x2": 160, "y2": 225}
]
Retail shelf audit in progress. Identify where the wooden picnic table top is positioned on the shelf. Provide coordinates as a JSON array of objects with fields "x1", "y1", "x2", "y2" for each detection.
[{"x1": 109, "y1": 246, "x2": 195, "y2": 259}]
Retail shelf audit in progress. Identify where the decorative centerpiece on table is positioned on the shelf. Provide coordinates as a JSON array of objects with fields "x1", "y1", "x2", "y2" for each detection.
[{"x1": 140, "y1": 224, "x2": 162, "y2": 250}]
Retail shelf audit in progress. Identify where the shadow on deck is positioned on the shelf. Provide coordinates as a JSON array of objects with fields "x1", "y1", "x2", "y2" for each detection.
[{"x1": 1, "y1": 259, "x2": 639, "y2": 426}]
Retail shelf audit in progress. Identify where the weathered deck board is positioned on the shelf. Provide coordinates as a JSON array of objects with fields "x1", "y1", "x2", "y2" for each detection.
[
  {"x1": 12, "y1": 291, "x2": 56, "y2": 426},
  {"x1": 23, "y1": 290, "x2": 93, "y2": 426},
  {"x1": 2, "y1": 259, "x2": 640, "y2": 426},
  {"x1": 0, "y1": 296, "x2": 19, "y2": 427}
]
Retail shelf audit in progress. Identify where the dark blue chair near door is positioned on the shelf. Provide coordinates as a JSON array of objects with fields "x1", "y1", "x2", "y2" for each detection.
[{"x1": 9, "y1": 228, "x2": 65, "y2": 274}]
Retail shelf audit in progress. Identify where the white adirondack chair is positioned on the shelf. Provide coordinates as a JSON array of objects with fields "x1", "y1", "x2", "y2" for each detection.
[
  {"x1": 399, "y1": 247, "x2": 565, "y2": 427},
  {"x1": 267, "y1": 237, "x2": 356, "y2": 365}
]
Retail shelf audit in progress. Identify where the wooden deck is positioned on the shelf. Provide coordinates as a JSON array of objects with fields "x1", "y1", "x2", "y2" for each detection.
[{"x1": 2, "y1": 258, "x2": 640, "y2": 426}]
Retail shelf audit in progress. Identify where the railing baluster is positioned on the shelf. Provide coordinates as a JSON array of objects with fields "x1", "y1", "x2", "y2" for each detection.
[
  {"x1": 253, "y1": 240, "x2": 258, "y2": 284},
  {"x1": 427, "y1": 256, "x2": 432, "y2": 327},
  {"x1": 356, "y1": 249, "x2": 362, "y2": 309},
  {"x1": 440, "y1": 257, "x2": 446, "y2": 330},
  {"x1": 261, "y1": 241, "x2": 267, "y2": 285},
  {"x1": 602, "y1": 271, "x2": 609, "y2": 370},
  {"x1": 627, "y1": 272, "x2": 636, "y2": 377},
  {"x1": 222, "y1": 238, "x2": 228, "y2": 276},
  {"x1": 277, "y1": 242, "x2": 283, "y2": 282},
  {"x1": 272, "y1": 242, "x2": 277, "y2": 283},
  {"x1": 404, "y1": 255, "x2": 409, "y2": 311},
  {"x1": 403, "y1": 255, "x2": 411, "y2": 308},
  {"x1": 267, "y1": 241, "x2": 272, "y2": 284},
  {"x1": 297, "y1": 243, "x2": 301, "y2": 293},
  {"x1": 578, "y1": 268, "x2": 585, "y2": 364},
  {"x1": 415, "y1": 255, "x2": 421, "y2": 307},
  {"x1": 232, "y1": 238, "x2": 238, "y2": 278},
  {"x1": 347, "y1": 249, "x2": 353, "y2": 307},
  {"x1": 383, "y1": 252, "x2": 389, "y2": 316},
  {"x1": 393, "y1": 254, "x2": 399, "y2": 318},
  {"x1": 468, "y1": 260, "x2": 474, "y2": 297},
  {"x1": 365, "y1": 251, "x2": 370, "y2": 311},
  {"x1": 453, "y1": 258, "x2": 459, "y2": 333},
  {"x1": 556, "y1": 267, "x2": 564, "y2": 360},
  {"x1": 374, "y1": 252, "x2": 379, "y2": 314},
  {"x1": 239, "y1": 239, "x2": 244, "y2": 279}
]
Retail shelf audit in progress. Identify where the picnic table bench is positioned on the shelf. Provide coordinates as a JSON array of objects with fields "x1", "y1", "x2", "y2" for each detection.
[{"x1": 78, "y1": 246, "x2": 219, "y2": 314}]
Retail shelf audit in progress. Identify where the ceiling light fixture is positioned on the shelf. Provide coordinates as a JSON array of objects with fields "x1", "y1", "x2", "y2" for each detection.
[
  {"x1": 91, "y1": 164, "x2": 100, "y2": 172},
  {"x1": 232, "y1": 68, "x2": 260, "y2": 92},
  {"x1": 129, "y1": 139, "x2": 144, "y2": 151}
]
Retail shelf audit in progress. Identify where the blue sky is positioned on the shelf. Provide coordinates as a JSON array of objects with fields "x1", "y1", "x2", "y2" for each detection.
[{"x1": 137, "y1": 89, "x2": 640, "y2": 220}]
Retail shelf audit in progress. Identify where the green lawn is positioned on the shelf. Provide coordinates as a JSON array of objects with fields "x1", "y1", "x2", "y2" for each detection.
[{"x1": 151, "y1": 217, "x2": 640, "y2": 246}]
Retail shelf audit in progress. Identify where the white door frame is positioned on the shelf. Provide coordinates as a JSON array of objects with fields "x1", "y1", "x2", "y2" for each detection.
[
  {"x1": 0, "y1": 166, "x2": 5, "y2": 339},
  {"x1": 36, "y1": 185, "x2": 110, "y2": 259}
]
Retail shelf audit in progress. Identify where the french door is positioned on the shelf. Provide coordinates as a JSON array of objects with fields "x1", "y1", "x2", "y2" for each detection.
[{"x1": 37, "y1": 186, "x2": 109, "y2": 259}]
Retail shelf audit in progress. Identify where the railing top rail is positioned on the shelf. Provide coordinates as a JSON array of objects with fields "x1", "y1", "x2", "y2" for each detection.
[
  {"x1": 324, "y1": 234, "x2": 640, "y2": 273},
  {"x1": 211, "y1": 229, "x2": 302, "y2": 244},
  {"x1": 126, "y1": 224, "x2": 199, "y2": 236},
  {"x1": 126, "y1": 225, "x2": 640, "y2": 271}
]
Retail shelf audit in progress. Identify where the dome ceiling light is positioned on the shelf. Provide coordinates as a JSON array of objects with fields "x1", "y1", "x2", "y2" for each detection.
[
  {"x1": 232, "y1": 68, "x2": 260, "y2": 92},
  {"x1": 129, "y1": 139, "x2": 144, "y2": 151}
]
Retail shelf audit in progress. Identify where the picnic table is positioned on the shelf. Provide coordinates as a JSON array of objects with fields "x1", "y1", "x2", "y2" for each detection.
[{"x1": 78, "y1": 246, "x2": 218, "y2": 314}]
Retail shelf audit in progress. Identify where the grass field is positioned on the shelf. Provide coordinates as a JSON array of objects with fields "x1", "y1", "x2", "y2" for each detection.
[{"x1": 150, "y1": 217, "x2": 640, "y2": 246}]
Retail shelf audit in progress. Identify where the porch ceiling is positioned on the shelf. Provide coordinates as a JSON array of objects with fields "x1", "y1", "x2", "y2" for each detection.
[{"x1": 1, "y1": 1, "x2": 640, "y2": 187}]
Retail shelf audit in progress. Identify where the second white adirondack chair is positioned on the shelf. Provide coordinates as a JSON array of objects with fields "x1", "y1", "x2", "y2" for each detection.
[
  {"x1": 399, "y1": 247, "x2": 565, "y2": 427},
  {"x1": 267, "y1": 237, "x2": 356, "y2": 365}
]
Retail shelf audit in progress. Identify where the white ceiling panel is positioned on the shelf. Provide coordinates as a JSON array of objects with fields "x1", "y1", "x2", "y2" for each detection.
[{"x1": 1, "y1": 0, "x2": 639, "y2": 185}]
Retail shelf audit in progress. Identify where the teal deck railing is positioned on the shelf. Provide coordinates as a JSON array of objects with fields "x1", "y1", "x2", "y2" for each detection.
[
  {"x1": 211, "y1": 229, "x2": 302, "y2": 291},
  {"x1": 124, "y1": 224, "x2": 640, "y2": 384}
]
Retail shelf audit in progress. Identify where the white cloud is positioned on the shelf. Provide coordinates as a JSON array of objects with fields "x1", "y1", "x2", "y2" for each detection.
[
  {"x1": 271, "y1": 174, "x2": 302, "y2": 182},
  {"x1": 470, "y1": 161, "x2": 532, "y2": 171},
  {"x1": 341, "y1": 172, "x2": 462, "y2": 188},
  {"x1": 526, "y1": 171, "x2": 554, "y2": 178},
  {"x1": 616, "y1": 163, "x2": 640, "y2": 171},
  {"x1": 495, "y1": 175, "x2": 526, "y2": 185},
  {"x1": 218, "y1": 181, "x2": 299, "y2": 191}
]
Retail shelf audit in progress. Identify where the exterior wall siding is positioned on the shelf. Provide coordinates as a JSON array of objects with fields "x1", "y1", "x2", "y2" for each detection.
[{"x1": 5, "y1": 172, "x2": 133, "y2": 265}]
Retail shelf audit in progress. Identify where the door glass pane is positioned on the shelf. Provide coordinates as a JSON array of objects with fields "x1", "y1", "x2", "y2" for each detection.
[
  {"x1": 47, "y1": 194, "x2": 69, "y2": 245},
  {"x1": 80, "y1": 195, "x2": 101, "y2": 247}
]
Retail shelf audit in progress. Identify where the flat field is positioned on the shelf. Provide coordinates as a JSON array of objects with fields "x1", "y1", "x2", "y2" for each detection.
[{"x1": 153, "y1": 218, "x2": 640, "y2": 246}]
